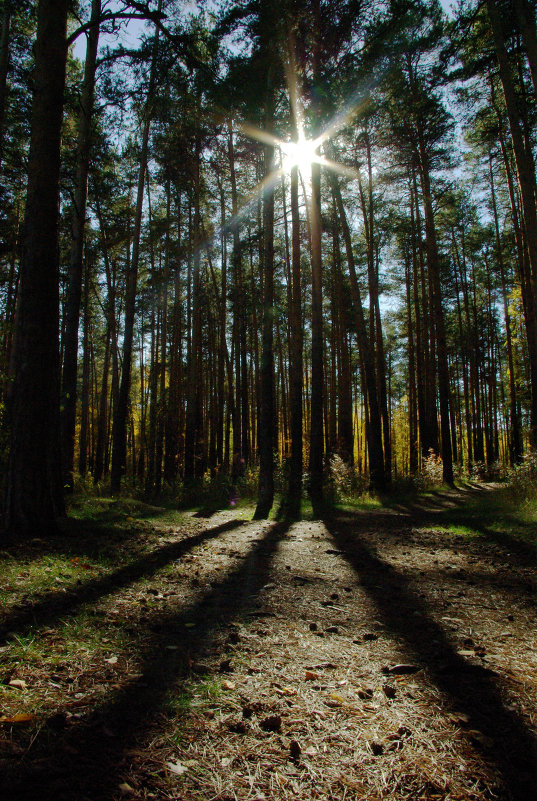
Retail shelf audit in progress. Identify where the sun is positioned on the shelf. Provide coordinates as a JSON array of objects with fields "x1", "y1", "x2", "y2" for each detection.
[{"x1": 281, "y1": 136, "x2": 320, "y2": 176}]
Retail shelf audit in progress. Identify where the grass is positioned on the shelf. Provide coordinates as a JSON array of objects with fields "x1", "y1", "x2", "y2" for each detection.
[
  {"x1": 381, "y1": 479, "x2": 537, "y2": 551},
  {"x1": 442, "y1": 486, "x2": 537, "y2": 544},
  {"x1": 0, "y1": 488, "x2": 250, "y2": 737},
  {"x1": 68, "y1": 493, "x2": 189, "y2": 528}
]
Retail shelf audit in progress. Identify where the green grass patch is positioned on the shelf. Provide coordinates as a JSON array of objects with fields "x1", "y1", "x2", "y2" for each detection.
[
  {"x1": 334, "y1": 494, "x2": 384, "y2": 514},
  {"x1": 419, "y1": 483, "x2": 537, "y2": 550}
]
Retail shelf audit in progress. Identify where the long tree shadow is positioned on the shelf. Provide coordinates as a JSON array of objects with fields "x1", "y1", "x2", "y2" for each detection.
[
  {"x1": 400, "y1": 562, "x2": 537, "y2": 604},
  {"x1": 392, "y1": 496, "x2": 537, "y2": 565},
  {"x1": 3, "y1": 519, "x2": 290, "y2": 801},
  {"x1": 323, "y1": 510, "x2": 537, "y2": 801},
  {"x1": 0, "y1": 518, "x2": 247, "y2": 645},
  {"x1": 364, "y1": 485, "x2": 537, "y2": 566}
]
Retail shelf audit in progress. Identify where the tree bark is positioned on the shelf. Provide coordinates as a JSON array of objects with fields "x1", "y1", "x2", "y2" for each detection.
[
  {"x1": 184, "y1": 129, "x2": 204, "y2": 482},
  {"x1": 110, "y1": 10, "x2": 161, "y2": 491},
  {"x1": 4, "y1": 0, "x2": 69, "y2": 538},
  {"x1": 255, "y1": 135, "x2": 276, "y2": 518},
  {"x1": 513, "y1": 0, "x2": 537, "y2": 96},
  {"x1": 308, "y1": 156, "x2": 324, "y2": 506},
  {"x1": 60, "y1": 0, "x2": 101, "y2": 492},
  {"x1": 487, "y1": 0, "x2": 537, "y2": 446},
  {"x1": 329, "y1": 171, "x2": 385, "y2": 491},
  {"x1": 417, "y1": 140, "x2": 454, "y2": 486},
  {"x1": 489, "y1": 151, "x2": 522, "y2": 463}
]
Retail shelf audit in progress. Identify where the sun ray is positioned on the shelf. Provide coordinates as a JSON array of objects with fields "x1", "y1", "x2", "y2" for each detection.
[
  {"x1": 316, "y1": 155, "x2": 361, "y2": 180},
  {"x1": 283, "y1": 41, "x2": 306, "y2": 138},
  {"x1": 233, "y1": 120, "x2": 283, "y2": 150},
  {"x1": 315, "y1": 88, "x2": 374, "y2": 149}
]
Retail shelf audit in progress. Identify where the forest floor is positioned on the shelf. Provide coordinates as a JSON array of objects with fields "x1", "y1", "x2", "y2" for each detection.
[{"x1": 1, "y1": 483, "x2": 537, "y2": 801}]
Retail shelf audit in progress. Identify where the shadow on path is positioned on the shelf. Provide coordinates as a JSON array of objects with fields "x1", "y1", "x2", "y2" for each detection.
[
  {"x1": 3, "y1": 519, "x2": 290, "y2": 801},
  {"x1": 0, "y1": 518, "x2": 246, "y2": 645},
  {"x1": 324, "y1": 509, "x2": 537, "y2": 801}
]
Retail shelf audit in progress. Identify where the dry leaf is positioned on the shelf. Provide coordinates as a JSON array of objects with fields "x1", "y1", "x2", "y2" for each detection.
[
  {"x1": 330, "y1": 693, "x2": 346, "y2": 703},
  {"x1": 382, "y1": 664, "x2": 419, "y2": 675},
  {"x1": 166, "y1": 760, "x2": 188, "y2": 776},
  {"x1": 8, "y1": 679, "x2": 27, "y2": 689},
  {"x1": 0, "y1": 713, "x2": 36, "y2": 724},
  {"x1": 449, "y1": 711, "x2": 470, "y2": 725},
  {"x1": 305, "y1": 671, "x2": 318, "y2": 681},
  {"x1": 469, "y1": 729, "x2": 494, "y2": 748},
  {"x1": 105, "y1": 656, "x2": 118, "y2": 665}
]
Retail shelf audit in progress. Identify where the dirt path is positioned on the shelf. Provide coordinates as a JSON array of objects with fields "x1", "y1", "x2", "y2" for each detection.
[{"x1": 2, "y1": 486, "x2": 537, "y2": 800}]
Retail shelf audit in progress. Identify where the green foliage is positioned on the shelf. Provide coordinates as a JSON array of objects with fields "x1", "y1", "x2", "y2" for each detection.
[
  {"x1": 505, "y1": 452, "x2": 537, "y2": 501},
  {"x1": 413, "y1": 449, "x2": 445, "y2": 490},
  {"x1": 325, "y1": 453, "x2": 368, "y2": 503}
]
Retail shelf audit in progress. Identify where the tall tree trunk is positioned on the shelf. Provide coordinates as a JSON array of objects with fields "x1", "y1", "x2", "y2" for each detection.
[
  {"x1": 309, "y1": 155, "x2": 324, "y2": 505},
  {"x1": 411, "y1": 169, "x2": 437, "y2": 456},
  {"x1": 60, "y1": 0, "x2": 101, "y2": 492},
  {"x1": 165, "y1": 191, "x2": 184, "y2": 483},
  {"x1": 513, "y1": 0, "x2": 537, "y2": 96},
  {"x1": 216, "y1": 179, "x2": 227, "y2": 467},
  {"x1": 451, "y1": 234, "x2": 473, "y2": 468},
  {"x1": 409, "y1": 184, "x2": 425, "y2": 466},
  {"x1": 93, "y1": 198, "x2": 117, "y2": 483},
  {"x1": 110, "y1": 11, "x2": 160, "y2": 492},
  {"x1": 228, "y1": 120, "x2": 243, "y2": 463},
  {"x1": 78, "y1": 259, "x2": 91, "y2": 477},
  {"x1": 4, "y1": 0, "x2": 69, "y2": 537},
  {"x1": 155, "y1": 183, "x2": 170, "y2": 494},
  {"x1": 417, "y1": 139, "x2": 454, "y2": 485},
  {"x1": 184, "y1": 129, "x2": 204, "y2": 482},
  {"x1": 255, "y1": 132, "x2": 276, "y2": 518},
  {"x1": 487, "y1": 0, "x2": 537, "y2": 446},
  {"x1": 332, "y1": 208, "x2": 353, "y2": 464},
  {"x1": 489, "y1": 152, "x2": 522, "y2": 463},
  {"x1": 405, "y1": 250, "x2": 419, "y2": 474},
  {"x1": 359, "y1": 132, "x2": 391, "y2": 483},
  {"x1": 308, "y1": 0, "x2": 324, "y2": 507},
  {"x1": 329, "y1": 171, "x2": 385, "y2": 491}
]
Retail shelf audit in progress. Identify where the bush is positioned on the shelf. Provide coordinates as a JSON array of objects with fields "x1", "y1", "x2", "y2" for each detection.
[
  {"x1": 413, "y1": 449, "x2": 443, "y2": 490},
  {"x1": 325, "y1": 454, "x2": 368, "y2": 502},
  {"x1": 506, "y1": 452, "x2": 537, "y2": 499}
]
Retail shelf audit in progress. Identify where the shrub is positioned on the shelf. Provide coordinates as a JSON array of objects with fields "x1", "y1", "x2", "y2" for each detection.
[
  {"x1": 506, "y1": 452, "x2": 537, "y2": 499},
  {"x1": 413, "y1": 449, "x2": 443, "y2": 490},
  {"x1": 325, "y1": 454, "x2": 368, "y2": 502}
]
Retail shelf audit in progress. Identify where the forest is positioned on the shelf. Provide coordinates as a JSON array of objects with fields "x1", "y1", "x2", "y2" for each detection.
[
  {"x1": 1, "y1": 1, "x2": 537, "y2": 800},
  {"x1": 1, "y1": 0, "x2": 537, "y2": 528}
]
